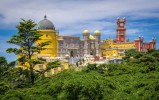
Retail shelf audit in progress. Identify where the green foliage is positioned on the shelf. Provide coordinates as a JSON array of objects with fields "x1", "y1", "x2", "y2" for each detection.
[
  {"x1": 0, "y1": 82, "x2": 10, "y2": 95},
  {"x1": 123, "y1": 49, "x2": 143, "y2": 62},
  {"x1": 1, "y1": 49, "x2": 159, "y2": 99},
  {"x1": 1, "y1": 90, "x2": 23, "y2": 100},
  {"x1": 0, "y1": 56, "x2": 7, "y2": 67}
]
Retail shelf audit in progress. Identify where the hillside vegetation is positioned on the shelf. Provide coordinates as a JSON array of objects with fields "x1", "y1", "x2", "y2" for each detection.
[{"x1": 0, "y1": 49, "x2": 159, "y2": 100}]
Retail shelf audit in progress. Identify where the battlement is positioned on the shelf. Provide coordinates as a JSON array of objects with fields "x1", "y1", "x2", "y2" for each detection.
[
  {"x1": 116, "y1": 17, "x2": 126, "y2": 25},
  {"x1": 134, "y1": 36, "x2": 157, "y2": 52},
  {"x1": 150, "y1": 38, "x2": 157, "y2": 43}
]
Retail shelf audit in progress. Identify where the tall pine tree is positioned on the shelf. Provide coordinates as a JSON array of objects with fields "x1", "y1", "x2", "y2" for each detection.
[{"x1": 6, "y1": 19, "x2": 50, "y2": 85}]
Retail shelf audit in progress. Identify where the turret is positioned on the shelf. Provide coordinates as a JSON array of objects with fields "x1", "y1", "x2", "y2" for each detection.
[
  {"x1": 83, "y1": 30, "x2": 90, "y2": 57},
  {"x1": 94, "y1": 30, "x2": 101, "y2": 57},
  {"x1": 134, "y1": 36, "x2": 144, "y2": 52},
  {"x1": 150, "y1": 38, "x2": 157, "y2": 49}
]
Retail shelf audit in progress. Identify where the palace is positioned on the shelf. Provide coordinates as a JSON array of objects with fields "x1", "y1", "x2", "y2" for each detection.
[
  {"x1": 101, "y1": 17, "x2": 156, "y2": 59},
  {"x1": 16, "y1": 15, "x2": 157, "y2": 76},
  {"x1": 37, "y1": 15, "x2": 100, "y2": 60},
  {"x1": 36, "y1": 16, "x2": 156, "y2": 61}
]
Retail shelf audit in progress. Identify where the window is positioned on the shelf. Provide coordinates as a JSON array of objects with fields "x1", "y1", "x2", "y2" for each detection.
[
  {"x1": 91, "y1": 43, "x2": 94, "y2": 49},
  {"x1": 46, "y1": 34, "x2": 48, "y2": 37},
  {"x1": 60, "y1": 43, "x2": 63, "y2": 46}
]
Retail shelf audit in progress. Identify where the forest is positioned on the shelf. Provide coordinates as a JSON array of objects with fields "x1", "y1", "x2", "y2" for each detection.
[{"x1": 1, "y1": 49, "x2": 159, "y2": 100}]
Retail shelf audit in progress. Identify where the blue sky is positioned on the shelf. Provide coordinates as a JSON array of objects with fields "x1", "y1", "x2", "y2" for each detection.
[{"x1": 0, "y1": 0, "x2": 159, "y2": 62}]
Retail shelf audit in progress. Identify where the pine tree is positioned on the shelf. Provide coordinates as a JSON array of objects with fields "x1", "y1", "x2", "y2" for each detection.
[{"x1": 6, "y1": 19, "x2": 50, "y2": 85}]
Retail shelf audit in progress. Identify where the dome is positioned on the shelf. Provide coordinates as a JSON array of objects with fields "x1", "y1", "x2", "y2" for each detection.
[
  {"x1": 37, "y1": 15, "x2": 55, "y2": 30},
  {"x1": 89, "y1": 35, "x2": 95, "y2": 40},
  {"x1": 94, "y1": 30, "x2": 100, "y2": 35},
  {"x1": 83, "y1": 30, "x2": 90, "y2": 35}
]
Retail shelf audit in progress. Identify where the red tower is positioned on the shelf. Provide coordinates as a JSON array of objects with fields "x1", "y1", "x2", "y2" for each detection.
[
  {"x1": 134, "y1": 37, "x2": 157, "y2": 52},
  {"x1": 149, "y1": 38, "x2": 157, "y2": 49},
  {"x1": 115, "y1": 17, "x2": 126, "y2": 43}
]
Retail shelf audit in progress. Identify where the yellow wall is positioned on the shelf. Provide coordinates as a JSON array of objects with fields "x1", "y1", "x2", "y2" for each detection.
[
  {"x1": 36, "y1": 30, "x2": 58, "y2": 57},
  {"x1": 16, "y1": 60, "x2": 69, "y2": 77},
  {"x1": 45, "y1": 60, "x2": 69, "y2": 77},
  {"x1": 101, "y1": 39, "x2": 135, "y2": 59}
]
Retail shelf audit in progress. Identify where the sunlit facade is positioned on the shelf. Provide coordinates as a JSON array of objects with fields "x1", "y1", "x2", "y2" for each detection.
[
  {"x1": 101, "y1": 38, "x2": 135, "y2": 59},
  {"x1": 101, "y1": 18, "x2": 135, "y2": 59}
]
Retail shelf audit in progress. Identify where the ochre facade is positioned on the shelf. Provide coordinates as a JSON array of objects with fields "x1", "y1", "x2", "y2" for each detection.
[
  {"x1": 101, "y1": 39, "x2": 135, "y2": 59},
  {"x1": 36, "y1": 30, "x2": 58, "y2": 58}
]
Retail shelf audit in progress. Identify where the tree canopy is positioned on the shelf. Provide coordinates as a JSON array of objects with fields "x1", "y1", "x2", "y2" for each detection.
[{"x1": 1, "y1": 49, "x2": 159, "y2": 99}]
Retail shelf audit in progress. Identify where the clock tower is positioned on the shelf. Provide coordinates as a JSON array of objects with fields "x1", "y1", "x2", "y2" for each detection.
[{"x1": 116, "y1": 17, "x2": 126, "y2": 43}]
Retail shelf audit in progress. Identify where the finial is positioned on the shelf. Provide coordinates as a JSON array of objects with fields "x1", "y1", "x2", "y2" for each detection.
[{"x1": 44, "y1": 15, "x2": 47, "y2": 19}]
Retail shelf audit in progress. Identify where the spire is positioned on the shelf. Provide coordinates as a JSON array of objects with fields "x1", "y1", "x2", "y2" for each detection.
[{"x1": 44, "y1": 15, "x2": 47, "y2": 19}]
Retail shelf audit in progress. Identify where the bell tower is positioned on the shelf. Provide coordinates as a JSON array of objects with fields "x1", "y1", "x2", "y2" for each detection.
[{"x1": 116, "y1": 17, "x2": 126, "y2": 43}]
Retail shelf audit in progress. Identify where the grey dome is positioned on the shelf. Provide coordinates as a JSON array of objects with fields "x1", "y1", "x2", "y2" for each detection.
[{"x1": 37, "y1": 15, "x2": 55, "y2": 30}]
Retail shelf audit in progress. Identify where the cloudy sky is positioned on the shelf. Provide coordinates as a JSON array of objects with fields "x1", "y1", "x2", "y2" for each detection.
[{"x1": 0, "y1": 0, "x2": 159, "y2": 62}]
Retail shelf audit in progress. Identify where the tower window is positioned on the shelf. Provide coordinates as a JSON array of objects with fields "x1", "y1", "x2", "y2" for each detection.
[{"x1": 46, "y1": 34, "x2": 48, "y2": 37}]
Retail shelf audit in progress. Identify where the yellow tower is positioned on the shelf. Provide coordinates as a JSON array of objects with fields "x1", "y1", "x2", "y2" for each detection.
[{"x1": 36, "y1": 15, "x2": 58, "y2": 58}]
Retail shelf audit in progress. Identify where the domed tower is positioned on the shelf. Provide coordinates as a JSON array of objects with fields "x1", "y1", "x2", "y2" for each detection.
[
  {"x1": 36, "y1": 15, "x2": 58, "y2": 58},
  {"x1": 83, "y1": 30, "x2": 90, "y2": 57},
  {"x1": 94, "y1": 30, "x2": 101, "y2": 57}
]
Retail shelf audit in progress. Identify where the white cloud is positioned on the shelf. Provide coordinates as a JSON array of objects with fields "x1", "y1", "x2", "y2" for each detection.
[
  {"x1": 127, "y1": 29, "x2": 140, "y2": 35},
  {"x1": 0, "y1": 0, "x2": 159, "y2": 31},
  {"x1": 0, "y1": 0, "x2": 159, "y2": 39}
]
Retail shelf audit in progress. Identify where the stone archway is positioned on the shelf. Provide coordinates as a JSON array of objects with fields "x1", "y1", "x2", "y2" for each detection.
[
  {"x1": 70, "y1": 51, "x2": 74, "y2": 57},
  {"x1": 90, "y1": 49, "x2": 96, "y2": 56},
  {"x1": 90, "y1": 52, "x2": 93, "y2": 55}
]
